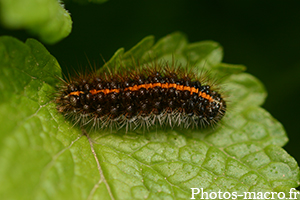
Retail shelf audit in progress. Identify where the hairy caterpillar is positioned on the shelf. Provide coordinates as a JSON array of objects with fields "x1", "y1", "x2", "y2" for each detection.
[{"x1": 55, "y1": 62, "x2": 226, "y2": 132}]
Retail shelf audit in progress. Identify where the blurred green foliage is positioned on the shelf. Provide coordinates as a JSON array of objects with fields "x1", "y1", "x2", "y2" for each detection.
[{"x1": 0, "y1": 0, "x2": 72, "y2": 43}]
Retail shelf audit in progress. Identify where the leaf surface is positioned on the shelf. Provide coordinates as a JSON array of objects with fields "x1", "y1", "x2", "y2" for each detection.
[{"x1": 0, "y1": 33, "x2": 299, "y2": 200}]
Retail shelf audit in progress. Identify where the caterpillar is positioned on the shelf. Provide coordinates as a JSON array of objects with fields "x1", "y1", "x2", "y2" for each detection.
[{"x1": 55, "y1": 62, "x2": 226, "y2": 132}]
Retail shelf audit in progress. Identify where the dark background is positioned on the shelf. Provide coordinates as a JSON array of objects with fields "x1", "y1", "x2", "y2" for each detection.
[{"x1": 1, "y1": 0, "x2": 300, "y2": 164}]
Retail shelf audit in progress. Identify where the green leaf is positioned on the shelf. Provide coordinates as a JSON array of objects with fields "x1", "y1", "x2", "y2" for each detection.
[
  {"x1": 102, "y1": 32, "x2": 222, "y2": 72},
  {"x1": 0, "y1": 34, "x2": 299, "y2": 200},
  {"x1": 214, "y1": 63, "x2": 247, "y2": 77},
  {"x1": 0, "y1": 0, "x2": 72, "y2": 44}
]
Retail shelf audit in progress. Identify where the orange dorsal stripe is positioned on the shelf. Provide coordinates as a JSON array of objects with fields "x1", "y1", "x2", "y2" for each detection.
[
  {"x1": 68, "y1": 91, "x2": 84, "y2": 96},
  {"x1": 68, "y1": 83, "x2": 213, "y2": 101}
]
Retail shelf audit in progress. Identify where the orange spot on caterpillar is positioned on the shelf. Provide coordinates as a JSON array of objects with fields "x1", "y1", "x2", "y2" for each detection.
[{"x1": 69, "y1": 91, "x2": 84, "y2": 96}]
